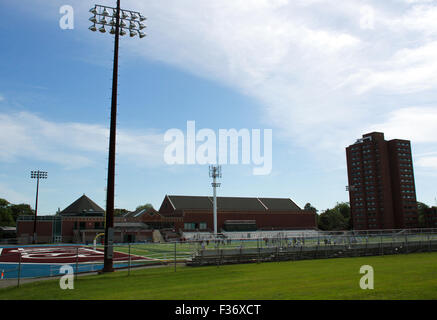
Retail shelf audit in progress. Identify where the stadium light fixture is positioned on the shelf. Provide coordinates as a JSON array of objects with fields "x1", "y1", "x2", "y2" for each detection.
[
  {"x1": 30, "y1": 170, "x2": 48, "y2": 244},
  {"x1": 89, "y1": 1, "x2": 147, "y2": 273}
]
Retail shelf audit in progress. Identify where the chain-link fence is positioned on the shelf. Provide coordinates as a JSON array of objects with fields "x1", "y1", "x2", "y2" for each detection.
[
  {"x1": 187, "y1": 230, "x2": 437, "y2": 265},
  {"x1": 1, "y1": 229, "x2": 437, "y2": 286}
]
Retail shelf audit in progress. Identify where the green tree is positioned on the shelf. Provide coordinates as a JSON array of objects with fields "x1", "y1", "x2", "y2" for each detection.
[
  {"x1": 317, "y1": 202, "x2": 351, "y2": 231},
  {"x1": 304, "y1": 203, "x2": 318, "y2": 213},
  {"x1": 0, "y1": 199, "x2": 33, "y2": 226},
  {"x1": 114, "y1": 208, "x2": 129, "y2": 217},
  {"x1": 9, "y1": 204, "x2": 33, "y2": 222},
  {"x1": 0, "y1": 205, "x2": 13, "y2": 226},
  {"x1": 136, "y1": 203, "x2": 154, "y2": 212},
  {"x1": 0, "y1": 198, "x2": 10, "y2": 208},
  {"x1": 417, "y1": 202, "x2": 430, "y2": 228},
  {"x1": 336, "y1": 202, "x2": 352, "y2": 229}
]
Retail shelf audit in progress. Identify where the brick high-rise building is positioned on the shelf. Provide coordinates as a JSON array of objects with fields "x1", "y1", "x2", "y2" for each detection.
[{"x1": 346, "y1": 132, "x2": 418, "y2": 230}]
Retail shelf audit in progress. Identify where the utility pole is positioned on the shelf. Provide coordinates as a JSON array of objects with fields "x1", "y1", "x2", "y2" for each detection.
[
  {"x1": 89, "y1": 1, "x2": 147, "y2": 272},
  {"x1": 30, "y1": 170, "x2": 48, "y2": 244},
  {"x1": 209, "y1": 165, "x2": 222, "y2": 235}
]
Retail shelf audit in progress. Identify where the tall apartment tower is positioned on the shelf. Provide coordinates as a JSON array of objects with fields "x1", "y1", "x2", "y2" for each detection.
[{"x1": 346, "y1": 132, "x2": 418, "y2": 230}]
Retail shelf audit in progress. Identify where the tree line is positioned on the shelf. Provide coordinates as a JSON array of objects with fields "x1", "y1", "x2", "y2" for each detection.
[
  {"x1": 0, "y1": 198, "x2": 33, "y2": 227},
  {"x1": 305, "y1": 201, "x2": 434, "y2": 231}
]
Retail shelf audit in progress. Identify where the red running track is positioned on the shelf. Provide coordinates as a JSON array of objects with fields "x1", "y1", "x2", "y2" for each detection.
[{"x1": 0, "y1": 246, "x2": 149, "y2": 264}]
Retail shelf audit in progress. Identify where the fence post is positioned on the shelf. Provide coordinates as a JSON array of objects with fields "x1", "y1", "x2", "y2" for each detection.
[
  {"x1": 276, "y1": 243, "x2": 279, "y2": 262},
  {"x1": 300, "y1": 243, "x2": 303, "y2": 260},
  {"x1": 365, "y1": 237, "x2": 368, "y2": 256},
  {"x1": 17, "y1": 252, "x2": 22, "y2": 288},
  {"x1": 75, "y1": 247, "x2": 79, "y2": 280},
  {"x1": 380, "y1": 236, "x2": 382, "y2": 256},
  {"x1": 405, "y1": 234, "x2": 408, "y2": 254},
  {"x1": 128, "y1": 243, "x2": 131, "y2": 276},
  {"x1": 257, "y1": 238, "x2": 260, "y2": 264},
  {"x1": 174, "y1": 242, "x2": 177, "y2": 272}
]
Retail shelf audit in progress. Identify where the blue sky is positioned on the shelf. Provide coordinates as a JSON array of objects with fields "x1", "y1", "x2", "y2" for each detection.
[{"x1": 0, "y1": 0, "x2": 436, "y2": 214}]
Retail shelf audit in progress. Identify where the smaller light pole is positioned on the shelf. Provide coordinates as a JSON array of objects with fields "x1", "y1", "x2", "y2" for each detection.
[
  {"x1": 30, "y1": 170, "x2": 48, "y2": 244},
  {"x1": 209, "y1": 165, "x2": 222, "y2": 235}
]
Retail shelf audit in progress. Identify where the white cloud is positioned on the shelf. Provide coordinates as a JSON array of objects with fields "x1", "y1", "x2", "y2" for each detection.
[
  {"x1": 12, "y1": 0, "x2": 437, "y2": 168},
  {"x1": 368, "y1": 107, "x2": 437, "y2": 143},
  {"x1": 395, "y1": 4, "x2": 437, "y2": 35},
  {"x1": 415, "y1": 156, "x2": 437, "y2": 169},
  {"x1": 0, "y1": 112, "x2": 166, "y2": 169},
  {"x1": 360, "y1": 5, "x2": 375, "y2": 30}
]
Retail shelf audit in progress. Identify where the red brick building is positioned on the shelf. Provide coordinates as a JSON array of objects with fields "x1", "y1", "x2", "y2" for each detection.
[
  {"x1": 17, "y1": 194, "x2": 153, "y2": 244},
  {"x1": 17, "y1": 194, "x2": 317, "y2": 243},
  {"x1": 346, "y1": 132, "x2": 418, "y2": 230},
  {"x1": 155, "y1": 195, "x2": 317, "y2": 232}
]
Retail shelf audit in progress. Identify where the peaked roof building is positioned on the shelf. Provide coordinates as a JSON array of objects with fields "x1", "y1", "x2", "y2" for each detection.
[
  {"x1": 158, "y1": 195, "x2": 315, "y2": 231},
  {"x1": 59, "y1": 194, "x2": 105, "y2": 216},
  {"x1": 162, "y1": 195, "x2": 302, "y2": 212}
]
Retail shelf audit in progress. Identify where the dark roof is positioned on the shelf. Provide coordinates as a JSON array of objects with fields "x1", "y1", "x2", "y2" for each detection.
[
  {"x1": 258, "y1": 198, "x2": 301, "y2": 211},
  {"x1": 168, "y1": 196, "x2": 214, "y2": 210},
  {"x1": 166, "y1": 195, "x2": 301, "y2": 211},
  {"x1": 60, "y1": 194, "x2": 105, "y2": 216},
  {"x1": 216, "y1": 197, "x2": 266, "y2": 211}
]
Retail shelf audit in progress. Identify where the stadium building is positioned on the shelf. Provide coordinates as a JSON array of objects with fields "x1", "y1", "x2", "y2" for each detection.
[
  {"x1": 147, "y1": 195, "x2": 317, "y2": 233},
  {"x1": 16, "y1": 194, "x2": 317, "y2": 243}
]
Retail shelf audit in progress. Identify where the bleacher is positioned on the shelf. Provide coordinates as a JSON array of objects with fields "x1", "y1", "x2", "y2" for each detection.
[
  {"x1": 182, "y1": 230, "x2": 320, "y2": 241},
  {"x1": 223, "y1": 230, "x2": 320, "y2": 239},
  {"x1": 160, "y1": 229, "x2": 180, "y2": 241},
  {"x1": 181, "y1": 232, "x2": 216, "y2": 241}
]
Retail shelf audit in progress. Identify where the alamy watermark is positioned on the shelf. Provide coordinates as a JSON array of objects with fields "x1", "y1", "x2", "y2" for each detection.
[
  {"x1": 164, "y1": 121, "x2": 272, "y2": 175},
  {"x1": 359, "y1": 265, "x2": 374, "y2": 290},
  {"x1": 59, "y1": 5, "x2": 74, "y2": 30},
  {"x1": 59, "y1": 265, "x2": 74, "y2": 290}
]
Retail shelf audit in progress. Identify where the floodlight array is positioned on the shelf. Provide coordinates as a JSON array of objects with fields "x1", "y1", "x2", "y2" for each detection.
[
  {"x1": 31, "y1": 171, "x2": 48, "y2": 179},
  {"x1": 209, "y1": 165, "x2": 222, "y2": 179},
  {"x1": 88, "y1": 4, "x2": 147, "y2": 38}
]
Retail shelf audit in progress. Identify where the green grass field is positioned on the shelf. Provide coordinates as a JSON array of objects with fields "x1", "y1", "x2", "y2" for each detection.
[{"x1": 1, "y1": 252, "x2": 436, "y2": 300}]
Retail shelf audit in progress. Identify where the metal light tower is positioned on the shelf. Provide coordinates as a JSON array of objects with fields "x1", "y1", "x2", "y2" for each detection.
[
  {"x1": 209, "y1": 165, "x2": 222, "y2": 235},
  {"x1": 30, "y1": 170, "x2": 47, "y2": 244},
  {"x1": 89, "y1": 1, "x2": 147, "y2": 273}
]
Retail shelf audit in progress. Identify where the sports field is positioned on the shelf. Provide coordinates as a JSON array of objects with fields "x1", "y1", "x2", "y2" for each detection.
[{"x1": 0, "y1": 252, "x2": 436, "y2": 300}]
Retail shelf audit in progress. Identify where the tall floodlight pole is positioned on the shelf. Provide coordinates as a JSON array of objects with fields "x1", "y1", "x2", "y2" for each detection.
[
  {"x1": 209, "y1": 165, "x2": 222, "y2": 235},
  {"x1": 89, "y1": 1, "x2": 147, "y2": 273},
  {"x1": 30, "y1": 171, "x2": 47, "y2": 244}
]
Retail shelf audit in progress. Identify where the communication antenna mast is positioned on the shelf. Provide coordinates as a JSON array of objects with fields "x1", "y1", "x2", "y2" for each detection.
[{"x1": 209, "y1": 165, "x2": 222, "y2": 235}]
